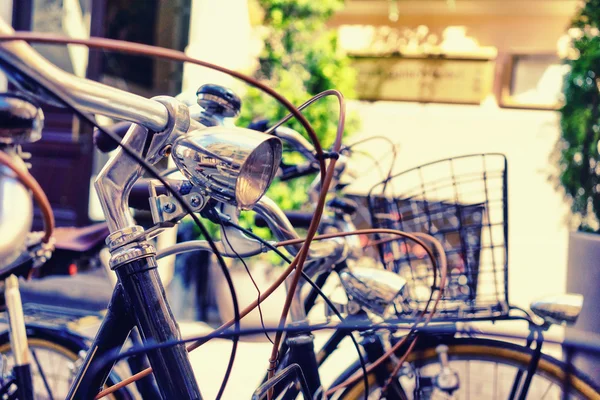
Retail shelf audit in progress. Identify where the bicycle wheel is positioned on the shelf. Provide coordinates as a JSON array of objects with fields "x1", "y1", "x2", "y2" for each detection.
[
  {"x1": 0, "y1": 327, "x2": 133, "y2": 400},
  {"x1": 330, "y1": 337, "x2": 600, "y2": 400}
]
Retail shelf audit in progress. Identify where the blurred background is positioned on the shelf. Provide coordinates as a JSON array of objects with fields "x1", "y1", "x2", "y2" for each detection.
[{"x1": 4, "y1": 0, "x2": 600, "y2": 394}]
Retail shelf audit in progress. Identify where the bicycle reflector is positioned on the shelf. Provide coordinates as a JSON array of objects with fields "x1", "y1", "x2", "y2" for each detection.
[{"x1": 172, "y1": 126, "x2": 282, "y2": 209}]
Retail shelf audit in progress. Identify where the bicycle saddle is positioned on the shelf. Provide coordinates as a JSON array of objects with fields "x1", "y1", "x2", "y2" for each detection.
[
  {"x1": 530, "y1": 294, "x2": 583, "y2": 326},
  {"x1": 0, "y1": 93, "x2": 43, "y2": 144},
  {"x1": 54, "y1": 223, "x2": 110, "y2": 253}
]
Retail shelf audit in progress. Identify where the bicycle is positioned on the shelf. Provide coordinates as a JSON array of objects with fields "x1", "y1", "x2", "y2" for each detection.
[
  {"x1": 191, "y1": 115, "x2": 600, "y2": 400},
  {"x1": 249, "y1": 127, "x2": 600, "y2": 400}
]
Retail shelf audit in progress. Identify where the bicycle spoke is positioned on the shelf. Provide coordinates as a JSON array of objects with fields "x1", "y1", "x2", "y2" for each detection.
[
  {"x1": 493, "y1": 360, "x2": 498, "y2": 400},
  {"x1": 1, "y1": 343, "x2": 78, "y2": 400},
  {"x1": 540, "y1": 381, "x2": 555, "y2": 400},
  {"x1": 30, "y1": 348, "x2": 54, "y2": 400},
  {"x1": 402, "y1": 345, "x2": 591, "y2": 400},
  {"x1": 50, "y1": 351, "x2": 57, "y2": 397},
  {"x1": 508, "y1": 369, "x2": 524, "y2": 400},
  {"x1": 466, "y1": 360, "x2": 470, "y2": 400}
]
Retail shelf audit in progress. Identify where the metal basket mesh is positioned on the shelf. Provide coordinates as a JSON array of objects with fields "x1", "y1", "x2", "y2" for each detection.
[{"x1": 367, "y1": 154, "x2": 509, "y2": 320}]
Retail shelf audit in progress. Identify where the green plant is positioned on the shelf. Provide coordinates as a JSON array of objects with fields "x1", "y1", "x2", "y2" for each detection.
[
  {"x1": 238, "y1": 0, "x2": 359, "y2": 214},
  {"x1": 557, "y1": 0, "x2": 600, "y2": 232}
]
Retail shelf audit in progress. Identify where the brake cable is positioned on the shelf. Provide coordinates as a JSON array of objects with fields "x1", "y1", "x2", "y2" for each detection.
[
  {"x1": 265, "y1": 90, "x2": 345, "y2": 397},
  {"x1": 0, "y1": 32, "x2": 327, "y2": 184},
  {"x1": 324, "y1": 231, "x2": 447, "y2": 395}
]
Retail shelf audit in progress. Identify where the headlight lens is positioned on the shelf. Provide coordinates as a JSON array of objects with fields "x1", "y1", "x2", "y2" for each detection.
[
  {"x1": 237, "y1": 140, "x2": 278, "y2": 208},
  {"x1": 172, "y1": 126, "x2": 281, "y2": 208}
]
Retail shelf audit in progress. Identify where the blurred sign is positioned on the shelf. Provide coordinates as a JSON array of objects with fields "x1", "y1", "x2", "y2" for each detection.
[{"x1": 351, "y1": 54, "x2": 496, "y2": 104}]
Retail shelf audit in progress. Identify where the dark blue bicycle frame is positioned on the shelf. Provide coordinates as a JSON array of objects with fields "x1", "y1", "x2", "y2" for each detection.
[{"x1": 66, "y1": 256, "x2": 202, "y2": 399}]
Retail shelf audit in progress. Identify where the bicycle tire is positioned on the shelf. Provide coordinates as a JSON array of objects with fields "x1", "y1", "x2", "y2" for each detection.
[
  {"x1": 0, "y1": 325, "x2": 134, "y2": 400},
  {"x1": 330, "y1": 336, "x2": 600, "y2": 400}
]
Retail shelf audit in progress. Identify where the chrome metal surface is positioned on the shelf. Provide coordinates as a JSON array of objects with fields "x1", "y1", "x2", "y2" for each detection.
[
  {"x1": 253, "y1": 196, "x2": 347, "y2": 264},
  {"x1": 530, "y1": 294, "x2": 584, "y2": 326},
  {"x1": 0, "y1": 19, "x2": 169, "y2": 132},
  {"x1": 434, "y1": 344, "x2": 460, "y2": 392},
  {"x1": 335, "y1": 214, "x2": 362, "y2": 260},
  {"x1": 155, "y1": 204, "x2": 267, "y2": 259},
  {"x1": 95, "y1": 98, "x2": 189, "y2": 233},
  {"x1": 172, "y1": 126, "x2": 282, "y2": 209},
  {"x1": 286, "y1": 270, "x2": 307, "y2": 321},
  {"x1": 273, "y1": 126, "x2": 315, "y2": 161},
  {"x1": 29, "y1": 236, "x2": 54, "y2": 268},
  {"x1": 0, "y1": 95, "x2": 43, "y2": 144},
  {"x1": 106, "y1": 226, "x2": 145, "y2": 250},
  {"x1": 339, "y1": 266, "x2": 407, "y2": 316},
  {"x1": 0, "y1": 232, "x2": 50, "y2": 274},
  {"x1": 156, "y1": 240, "x2": 263, "y2": 259},
  {"x1": 109, "y1": 241, "x2": 157, "y2": 269},
  {"x1": 150, "y1": 187, "x2": 207, "y2": 224},
  {"x1": 147, "y1": 97, "x2": 190, "y2": 164},
  {"x1": 323, "y1": 300, "x2": 349, "y2": 318},
  {"x1": 95, "y1": 124, "x2": 151, "y2": 232},
  {"x1": 0, "y1": 149, "x2": 32, "y2": 269},
  {"x1": 217, "y1": 203, "x2": 266, "y2": 255},
  {"x1": 196, "y1": 84, "x2": 241, "y2": 118},
  {"x1": 156, "y1": 239, "x2": 265, "y2": 259}
]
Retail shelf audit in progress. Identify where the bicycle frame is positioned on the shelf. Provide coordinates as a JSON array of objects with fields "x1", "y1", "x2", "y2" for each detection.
[
  {"x1": 68, "y1": 271, "x2": 200, "y2": 399},
  {"x1": 0, "y1": 16, "x2": 204, "y2": 398}
]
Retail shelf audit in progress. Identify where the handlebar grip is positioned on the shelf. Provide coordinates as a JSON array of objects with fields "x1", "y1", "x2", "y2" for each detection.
[
  {"x1": 129, "y1": 180, "x2": 153, "y2": 211},
  {"x1": 254, "y1": 211, "x2": 314, "y2": 229},
  {"x1": 93, "y1": 121, "x2": 131, "y2": 153},
  {"x1": 279, "y1": 163, "x2": 319, "y2": 182}
]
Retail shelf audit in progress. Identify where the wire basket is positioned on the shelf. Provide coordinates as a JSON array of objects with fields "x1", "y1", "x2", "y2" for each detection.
[{"x1": 367, "y1": 154, "x2": 509, "y2": 321}]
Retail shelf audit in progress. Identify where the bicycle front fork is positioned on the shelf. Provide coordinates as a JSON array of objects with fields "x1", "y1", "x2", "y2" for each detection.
[{"x1": 67, "y1": 240, "x2": 202, "y2": 400}]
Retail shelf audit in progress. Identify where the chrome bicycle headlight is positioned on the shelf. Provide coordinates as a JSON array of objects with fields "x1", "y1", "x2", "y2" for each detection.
[{"x1": 172, "y1": 126, "x2": 282, "y2": 209}]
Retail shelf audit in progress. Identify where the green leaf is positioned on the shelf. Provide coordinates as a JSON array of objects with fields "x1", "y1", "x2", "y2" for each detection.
[{"x1": 556, "y1": 0, "x2": 600, "y2": 231}]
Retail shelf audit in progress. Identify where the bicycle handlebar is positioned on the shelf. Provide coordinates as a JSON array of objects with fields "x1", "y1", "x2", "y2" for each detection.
[
  {"x1": 0, "y1": 20, "x2": 348, "y2": 266},
  {"x1": 254, "y1": 211, "x2": 314, "y2": 229},
  {"x1": 0, "y1": 19, "x2": 169, "y2": 132},
  {"x1": 279, "y1": 161, "x2": 320, "y2": 181}
]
